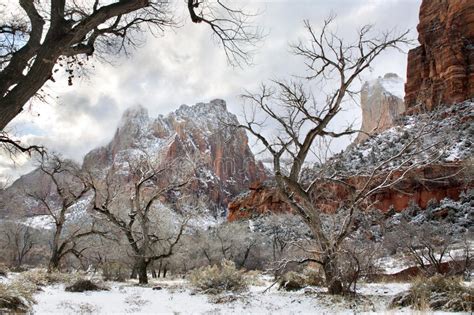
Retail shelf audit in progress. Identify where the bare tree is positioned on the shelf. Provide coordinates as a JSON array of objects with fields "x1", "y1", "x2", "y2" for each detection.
[
  {"x1": 234, "y1": 17, "x2": 411, "y2": 294},
  {"x1": 0, "y1": 221, "x2": 36, "y2": 269},
  {"x1": 0, "y1": 0, "x2": 261, "y2": 130},
  {"x1": 26, "y1": 154, "x2": 106, "y2": 272},
  {"x1": 385, "y1": 222, "x2": 464, "y2": 276},
  {"x1": 88, "y1": 156, "x2": 192, "y2": 284}
]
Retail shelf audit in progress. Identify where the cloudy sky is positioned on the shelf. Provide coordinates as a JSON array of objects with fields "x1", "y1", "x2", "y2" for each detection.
[{"x1": 1, "y1": 0, "x2": 421, "y2": 182}]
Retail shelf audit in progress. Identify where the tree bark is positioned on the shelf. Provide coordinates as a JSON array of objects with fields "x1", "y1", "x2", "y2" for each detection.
[
  {"x1": 130, "y1": 267, "x2": 138, "y2": 279},
  {"x1": 136, "y1": 259, "x2": 149, "y2": 284},
  {"x1": 48, "y1": 251, "x2": 61, "y2": 273},
  {"x1": 322, "y1": 260, "x2": 343, "y2": 295}
]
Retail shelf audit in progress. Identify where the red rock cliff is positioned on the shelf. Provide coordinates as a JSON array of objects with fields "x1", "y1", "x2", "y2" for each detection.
[
  {"x1": 405, "y1": 0, "x2": 474, "y2": 110},
  {"x1": 228, "y1": 163, "x2": 470, "y2": 221}
]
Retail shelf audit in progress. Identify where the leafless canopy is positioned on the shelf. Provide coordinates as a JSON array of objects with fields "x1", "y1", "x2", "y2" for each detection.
[
  {"x1": 27, "y1": 154, "x2": 107, "y2": 272},
  {"x1": 88, "y1": 155, "x2": 193, "y2": 284},
  {"x1": 236, "y1": 17, "x2": 410, "y2": 294},
  {"x1": 0, "y1": 0, "x2": 261, "y2": 130},
  {"x1": 0, "y1": 131, "x2": 45, "y2": 159}
]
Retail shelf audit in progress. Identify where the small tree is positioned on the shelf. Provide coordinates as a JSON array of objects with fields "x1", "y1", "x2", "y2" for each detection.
[
  {"x1": 26, "y1": 154, "x2": 106, "y2": 272},
  {"x1": 89, "y1": 155, "x2": 192, "y2": 284},
  {"x1": 0, "y1": 221, "x2": 36, "y2": 269}
]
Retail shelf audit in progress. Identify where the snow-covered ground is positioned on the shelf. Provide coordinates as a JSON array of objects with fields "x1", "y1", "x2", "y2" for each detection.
[{"x1": 30, "y1": 277, "x2": 469, "y2": 315}]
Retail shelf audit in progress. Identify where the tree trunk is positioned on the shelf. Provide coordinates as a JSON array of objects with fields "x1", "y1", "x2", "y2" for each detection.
[
  {"x1": 151, "y1": 269, "x2": 157, "y2": 278},
  {"x1": 130, "y1": 267, "x2": 138, "y2": 279},
  {"x1": 48, "y1": 251, "x2": 61, "y2": 273},
  {"x1": 323, "y1": 260, "x2": 343, "y2": 295},
  {"x1": 163, "y1": 264, "x2": 168, "y2": 278},
  {"x1": 157, "y1": 260, "x2": 162, "y2": 278},
  {"x1": 136, "y1": 259, "x2": 149, "y2": 284}
]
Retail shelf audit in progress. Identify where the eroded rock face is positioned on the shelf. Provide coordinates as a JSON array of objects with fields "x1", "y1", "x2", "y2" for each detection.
[
  {"x1": 405, "y1": 0, "x2": 474, "y2": 110},
  {"x1": 356, "y1": 73, "x2": 405, "y2": 143},
  {"x1": 83, "y1": 99, "x2": 266, "y2": 216},
  {"x1": 227, "y1": 181, "x2": 290, "y2": 221},
  {"x1": 227, "y1": 163, "x2": 469, "y2": 221}
]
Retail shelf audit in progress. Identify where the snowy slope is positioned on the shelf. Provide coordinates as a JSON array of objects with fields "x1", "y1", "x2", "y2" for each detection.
[{"x1": 328, "y1": 100, "x2": 473, "y2": 175}]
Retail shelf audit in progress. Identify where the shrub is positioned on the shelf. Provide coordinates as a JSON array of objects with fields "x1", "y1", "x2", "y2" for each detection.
[
  {"x1": 19, "y1": 268, "x2": 83, "y2": 287},
  {"x1": 189, "y1": 260, "x2": 248, "y2": 294},
  {"x1": 278, "y1": 271, "x2": 307, "y2": 291},
  {"x1": 101, "y1": 262, "x2": 128, "y2": 282},
  {"x1": 0, "y1": 264, "x2": 8, "y2": 277},
  {"x1": 278, "y1": 269, "x2": 324, "y2": 291},
  {"x1": 0, "y1": 280, "x2": 36, "y2": 313},
  {"x1": 390, "y1": 275, "x2": 473, "y2": 312},
  {"x1": 65, "y1": 280, "x2": 109, "y2": 292},
  {"x1": 303, "y1": 268, "x2": 324, "y2": 286}
]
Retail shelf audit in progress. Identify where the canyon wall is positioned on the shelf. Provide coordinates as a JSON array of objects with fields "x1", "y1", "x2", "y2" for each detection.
[{"x1": 405, "y1": 0, "x2": 474, "y2": 111}]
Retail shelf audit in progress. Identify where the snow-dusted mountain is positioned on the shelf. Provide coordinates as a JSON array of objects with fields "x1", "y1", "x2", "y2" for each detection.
[
  {"x1": 0, "y1": 99, "x2": 266, "y2": 220},
  {"x1": 83, "y1": 99, "x2": 266, "y2": 216}
]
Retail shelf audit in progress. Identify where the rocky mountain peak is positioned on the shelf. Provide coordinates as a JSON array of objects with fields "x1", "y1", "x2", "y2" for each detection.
[
  {"x1": 83, "y1": 99, "x2": 266, "y2": 216},
  {"x1": 118, "y1": 104, "x2": 150, "y2": 130},
  {"x1": 356, "y1": 73, "x2": 405, "y2": 143},
  {"x1": 364, "y1": 73, "x2": 404, "y2": 99}
]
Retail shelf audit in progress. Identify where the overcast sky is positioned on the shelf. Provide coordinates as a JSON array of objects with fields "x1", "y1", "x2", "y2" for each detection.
[{"x1": 1, "y1": 0, "x2": 421, "y2": 182}]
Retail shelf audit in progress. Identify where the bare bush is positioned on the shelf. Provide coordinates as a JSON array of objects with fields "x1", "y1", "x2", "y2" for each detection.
[
  {"x1": 0, "y1": 280, "x2": 36, "y2": 313},
  {"x1": 385, "y1": 222, "x2": 463, "y2": 276},
  {"x1": 189, "y1": 259, "x2": 248, "y2": 294},
  {"x1": 65, "y1": 280, "x2": 108, "y2": 293},
  {"x1": 390, "y1": 275, "x2": 473, "y2": 312}
]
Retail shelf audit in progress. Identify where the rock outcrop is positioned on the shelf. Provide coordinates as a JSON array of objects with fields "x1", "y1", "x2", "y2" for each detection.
[
  {"x1": 227, "y1": 181, "x2": 290, "y2": 221},
  {"x1": 228, "y1": 164, "x2": 469, "y2": 221},
  {"x1": 356, "y1": 73, "x2": 405, "y2": 143},
  {"x1": 404, "y1": 0, "x2": 474, "y2": 111}
]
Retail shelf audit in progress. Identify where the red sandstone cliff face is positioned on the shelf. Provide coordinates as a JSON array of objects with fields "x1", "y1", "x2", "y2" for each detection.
[
  {"x1": 228, "y1": 163, "x2": 470, "y2": 221},
  {"x1": 405, "y1": 0, "x2": 474, "y2": 110}
]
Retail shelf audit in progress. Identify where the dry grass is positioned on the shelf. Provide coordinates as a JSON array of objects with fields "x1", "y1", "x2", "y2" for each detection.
[
  {"x1": 390, "y1": 275, "x2": 473, "y2": 312},
  {"x1": 244, "y1": 270, "x2": 265, "y2": 286},
  {"x1": 18, "y1": 268, "x2": 84, "y2": 287},
  {"x1": 0, "y1": 280, "x2": 37, "y2": 312}
]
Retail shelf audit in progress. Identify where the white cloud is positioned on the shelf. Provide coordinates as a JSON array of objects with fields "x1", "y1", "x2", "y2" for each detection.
[{"x1": 1, "y1": 0, "x2": 422, "y2": 181}]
